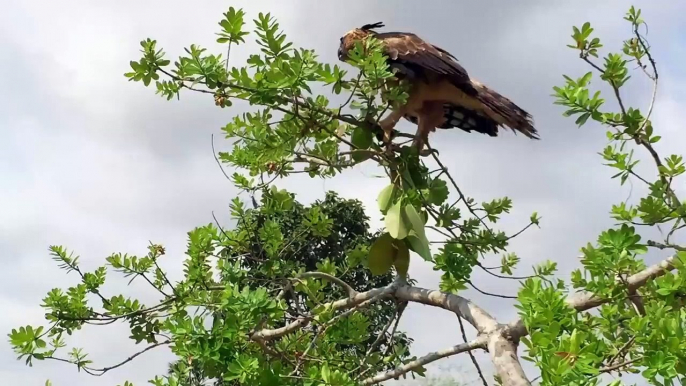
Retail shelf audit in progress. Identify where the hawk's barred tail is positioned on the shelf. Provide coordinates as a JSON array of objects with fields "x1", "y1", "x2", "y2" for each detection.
[{"x1": 474, "y1": 83, "x2": 539, "y2": 140}]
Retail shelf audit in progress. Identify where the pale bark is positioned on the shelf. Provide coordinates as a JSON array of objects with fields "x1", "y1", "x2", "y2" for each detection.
[
  {"x1": 394, "y1": 286, "x2": 499, "y2": 333},
  {"x1": 487, "y1": 331, "x2": 531, "y2": 386},
  {"x1": 250, "y1": 254, "x2": 678, "y2": 385}
]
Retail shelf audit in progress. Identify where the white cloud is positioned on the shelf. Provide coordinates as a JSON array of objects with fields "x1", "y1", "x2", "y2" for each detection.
[{"x1": 2, "y1": 1, "x2": 685, "y2": 385}]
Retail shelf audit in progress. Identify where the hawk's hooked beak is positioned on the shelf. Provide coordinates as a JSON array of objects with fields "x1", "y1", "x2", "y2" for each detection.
[{"x1": 337, "y1": 47, "x2": 344, "y2": 61}]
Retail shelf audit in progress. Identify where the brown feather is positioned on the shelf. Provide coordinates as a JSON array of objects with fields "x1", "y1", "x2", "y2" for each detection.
[
  {"x1": 471, "y1": 81, "x2": 538, "y2": 139},
  {"x1": 404, "y1": 104, "x2": 499, "y2": 136},
  {"x1": 374, "y1": 32, "x2": 477, "y2": 96},
  {"x1": 337, "y1": 25, "x2": 539, "y2": 143}
]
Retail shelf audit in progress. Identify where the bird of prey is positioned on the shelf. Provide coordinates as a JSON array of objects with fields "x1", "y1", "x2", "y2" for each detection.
[{"x1": 337, "y1": 22, "x2": 539, "y2": 152}]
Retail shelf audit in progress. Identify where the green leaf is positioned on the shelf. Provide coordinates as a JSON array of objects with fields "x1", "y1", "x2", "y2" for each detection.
[
  {"x1": 321, "y1": 362, "x2": 331, "y2": 383},
  {"x1": 393, "y1": 242, "x2": 410, "y2": 277},
  {"x1": 403, "y1": 205, "x2": 431, "y2": 261},
  {"x1": 575, "y1": 112, "x2": 591, "y2": 126},
  {"x1": 428, "y1": 178, "x2": 449, "y2": 205},
  {"x1": 385, "y1": 200, "x2": 409, "y2": 240},
  {"x1": 351, "y1": 149, "x2": 373, "y2": 163},
  {"x1": 406, "y1": 231, "x2": 431, "y2": 261},
  {"x1": 351, "y1": 126, "x2": 373, "y2": 150},
  {"x1": 569, "y1": 329, "x2": 580, "y2": 354},
  {"x1": 403, "y1": 204, "x2": 426, "y2": 241},
  {"x1": 530, "y1": 212, "x2": 540, "y2": 226},
  {"x1": 377, "y1": 184, "x2": 395, "y2": 214},
  {"x1": 350, "y1": 126, "x2": 374, "y2": 162},
  {"x1": 368, "y1": 233, "x2": 395, "y2": 275}
]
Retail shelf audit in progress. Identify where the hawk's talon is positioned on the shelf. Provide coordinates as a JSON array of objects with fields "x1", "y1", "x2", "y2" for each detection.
[
  {"x1": 363, "y1": 118, "x2": 397, "y2": 143},
  {"x1": 419, "y1": 147, "x2": 438, "y2": 157}
]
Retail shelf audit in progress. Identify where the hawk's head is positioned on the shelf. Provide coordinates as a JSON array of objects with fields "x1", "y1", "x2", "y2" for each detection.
[{"x1": 337, "y1": 22, "x2": 385, "y2": 62}]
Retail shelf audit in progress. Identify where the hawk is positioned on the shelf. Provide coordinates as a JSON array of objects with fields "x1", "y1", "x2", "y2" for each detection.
[{"x1": 337, "y1": 22, "x2": 539, "y2": 151}]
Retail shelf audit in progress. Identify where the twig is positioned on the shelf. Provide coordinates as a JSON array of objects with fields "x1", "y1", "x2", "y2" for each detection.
[
  {"x1": 151, "y1": 260, "x2": 176, "y2": 296},
  {"x1": 56, "y1": 298, "x2": 175, "y2": 322},
  {"x1": 46, "y1": 340, "x2": 171, "y2": 376},
  {"x1": 607, "y1": 336, "x2": 636, "y2": 367},
  {"x1": 383, "y1": 302, "x2": 405, "y2": 358},
  {"x1": 633, "y1": 28, "x2": 658, "y2": 136},
  {"x1": 427, "y1": 146, "x2": 493, "y2": 235},
  {"x1": 456, "y1": 314, "x2": 488, "y2": 386},
  {"x1": 581, "y1": 56, "x2": 605, "y2": 74},
  {"x1": 647, "y1": 240, "x2": 686, "y2": 252},
  {"x1": 358, "y1": 300, "x2": 407, "y2": 381},
  {"x1": 138, "y1": 272, "x2": 170, "y2": 298},
  {"x1": 289, "y1": 295, "x2": 386, "y2": 376},
  {"x1": 211, "y1": 134, "x2": 233, "y2": 181},
  {"x1": 224, "y1": 41, "x2": 232, "y2": 72},
  {"x1": 427, "y1": 226, "x2": 454, "y2": 239},
  {"x1": 477, "y1": 263, "x2": 534, "y2": 281},
  {"x1": 468, "y1": 280, "x2": 518, "y2": 299},
  {"x1": 337, "y1": 73, "x2": 363, "y2": 116},
  {"x1": 298, "y1": 271, "x2": 358, "y2": 298},
  {"x1": 506, "y1": 221, "x2": 536, "y2": 241},
  {"x1": 358, "y1": 306, "x2": 398, "y2": 371},
  {"x1": 599, "y1": 357, "x2": 642, "y2": 374}
]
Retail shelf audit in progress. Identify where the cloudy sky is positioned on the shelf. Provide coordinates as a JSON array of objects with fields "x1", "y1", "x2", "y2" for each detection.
[{"x1": 2, "y1": 1, "x2": 686, "y2": 385}]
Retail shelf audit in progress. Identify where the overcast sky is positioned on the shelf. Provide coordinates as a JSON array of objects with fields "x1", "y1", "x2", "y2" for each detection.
[{"x1": 2, "y1": 1, "x2": 686, "y2": 385}]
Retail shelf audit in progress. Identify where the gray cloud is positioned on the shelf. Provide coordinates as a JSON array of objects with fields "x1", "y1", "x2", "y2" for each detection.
[{"x1": 2, "y1": 1, "x2": 685, "y2": 385}]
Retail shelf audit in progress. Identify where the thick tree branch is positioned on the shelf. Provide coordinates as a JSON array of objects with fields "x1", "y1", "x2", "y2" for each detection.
[
  {"x1": 394, "y1": 286, "x2": 499, "y2": 333},
  {"x1": 251, "y1": 282, "x2": 498, "y2": 341},
  {"x1": 487, "y1": 332, "x2": 530, "y2": 386}
]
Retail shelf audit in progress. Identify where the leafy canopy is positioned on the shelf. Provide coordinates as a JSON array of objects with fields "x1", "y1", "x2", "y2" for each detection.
[{"x1": 8, "y1": 5, "x2": 686, "y2": 386}]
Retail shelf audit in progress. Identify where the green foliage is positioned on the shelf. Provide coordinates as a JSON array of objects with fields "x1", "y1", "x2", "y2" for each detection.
[
  {"x1": 216, "y1": 7, "x2": 249, "y2": 45},
  {"x1": 519, "y1": 6, "x2": 686, "y2": 386},
  {"x1": 14, "y1": 4, "x2": 686, "y2": 386},
  {"x1": 368, "y1": 232, "x2": 411, "y2": 277},
  {"x1": 10, "y1": 191, "x2": 416, "y2": 386},
  {"x1": 13, "y1": 5, "x2": 528, "y2": 380},
  {"x1": 121, "y1": 6, "x2": 530, "y2": 287}
]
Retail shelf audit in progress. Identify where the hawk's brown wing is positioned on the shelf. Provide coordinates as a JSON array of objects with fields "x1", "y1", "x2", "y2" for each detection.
[
  {"x1": 373, "y1": 31, "x2": 538, "y2": 140},
  {"x1": 374, "y1": 32, "x2": 477, "y2": 96}
]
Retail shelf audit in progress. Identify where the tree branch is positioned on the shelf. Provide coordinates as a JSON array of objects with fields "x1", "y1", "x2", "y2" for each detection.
[
  {"x1": 506, "y1": 254, "x2": 678, "y2": 338},
  {"x1": 46, "y1": 340, "x2": 171, "y2": 376},
  {"x1": 394, "y1": 285, "x2": 499, "y2": 333},
  {"x1": 251, "y1": 284, "x2": 395, "y2": 341},
  {"x1": 487, "y1": 331, "x2": 531, "y2": 386},
  {"x1": 647, "y1": 240, "x2": 686, "y2": 252},
  {"x1": 252, "y1": 281, "x2": 499, "y2": 341},
  {"x1": 297, "y1": 271, "x2": 358, "y2": 297},
  {"x1": 457, "y1": 314, "x2": 489, "y2": 386},
  {"x1": 361, "y1": 336, "x2": 488, "y2": 385}
]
